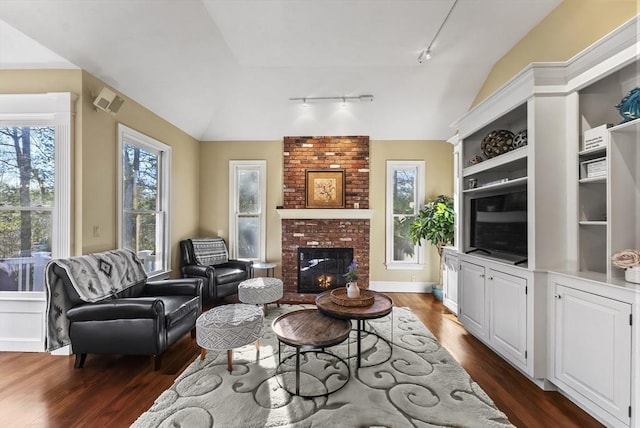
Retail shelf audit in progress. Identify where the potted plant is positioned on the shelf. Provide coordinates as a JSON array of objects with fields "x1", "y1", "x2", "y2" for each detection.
[{"x1": 408, "y1": 195, "x2": 455, "y2": 300}]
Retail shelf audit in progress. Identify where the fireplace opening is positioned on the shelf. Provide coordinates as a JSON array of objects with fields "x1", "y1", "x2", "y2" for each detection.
[{"x1": 297, "y1": 247, "x2": 353, "y2": 293}]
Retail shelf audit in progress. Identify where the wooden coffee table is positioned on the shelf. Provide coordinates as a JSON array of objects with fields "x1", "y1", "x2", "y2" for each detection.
[
  {"x1": 271, "y1": 308, "x2": 351, "y2": 397},
  {"x1": 315, "y1": 290, "x2": 394, "y2": 369}
]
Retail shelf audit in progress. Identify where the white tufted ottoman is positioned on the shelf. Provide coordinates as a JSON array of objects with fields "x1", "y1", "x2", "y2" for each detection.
[
  {"x1": 196, "y1": 304, "x2": 264, "y2": 373},
  {"x1": 238, "y1": 277, "x2": 284, "y2": 316}
]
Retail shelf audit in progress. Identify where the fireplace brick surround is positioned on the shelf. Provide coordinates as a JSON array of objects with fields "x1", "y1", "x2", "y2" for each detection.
[{"x1": 281, "y1": 136, "x2": 370, "y2": 294}]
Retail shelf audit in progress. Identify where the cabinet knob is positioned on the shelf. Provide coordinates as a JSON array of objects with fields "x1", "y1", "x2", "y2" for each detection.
[
  {"x1": 489, "y1": 276, "x2": 494, "y2": 280},
  {"x1": 555, "y1": 294, "x2": 562, "y2": 299},
  {"x1": 480, "y1": 274, "x2": 485, "y2": 278}
]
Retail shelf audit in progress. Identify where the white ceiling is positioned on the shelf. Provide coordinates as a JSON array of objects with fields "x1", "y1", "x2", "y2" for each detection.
[{"x1": 0, "y1": 0, "x2": 562, "y2": 141}]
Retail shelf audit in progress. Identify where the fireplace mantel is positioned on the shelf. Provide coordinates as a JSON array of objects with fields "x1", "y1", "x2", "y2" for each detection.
[{"x1": 276, "y1": 209, "x2": 373, "y2": 220}]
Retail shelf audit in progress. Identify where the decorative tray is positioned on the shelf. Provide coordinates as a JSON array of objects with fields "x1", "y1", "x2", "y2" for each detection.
[{"x1": 329, "y1": 288, "x2": 374, "y2": 307}]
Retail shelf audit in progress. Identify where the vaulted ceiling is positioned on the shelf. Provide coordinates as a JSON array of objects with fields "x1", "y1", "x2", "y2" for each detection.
[{"x1": 0, "y1": 0, "x2": 562, "y2": 141}]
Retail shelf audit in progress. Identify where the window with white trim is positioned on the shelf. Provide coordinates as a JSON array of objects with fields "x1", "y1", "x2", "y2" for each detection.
[
  {"x1": 118, "y1": 124, "x2": 171, "y2": 276},
  {"x1": 0, "y1": 93, "x2": 73, "y2": 293},
  {"x1": 386, "y1": 160, "x2": 425, "y2": 269},
  {"x1": 229, "y1": 160, "x2": 266, "y2": 261}
]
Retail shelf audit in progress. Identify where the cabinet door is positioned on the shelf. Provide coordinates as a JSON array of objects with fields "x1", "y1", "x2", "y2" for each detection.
[
  {"x1": 488, "y1": 269, "x2": 527, "y2": 369},
  {"x1": 554, "y1": 285, "x2": 631, "y2": 425},
  {"x1": 459, "y1": 261, "x2": 486, "y2": 338},
  {"x1": 443, "y1": 254, "x2": 459, "y2": 315}
]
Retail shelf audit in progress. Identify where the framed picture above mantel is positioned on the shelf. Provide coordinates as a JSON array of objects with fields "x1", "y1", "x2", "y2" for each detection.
[{"x1": 305, "y1": 169, "x2": 345, "y2": 208}]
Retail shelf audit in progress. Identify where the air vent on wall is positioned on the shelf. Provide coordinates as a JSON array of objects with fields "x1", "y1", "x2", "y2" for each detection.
[{"x1": 92, "y1": 87, "x2": 124, "y2": 114}]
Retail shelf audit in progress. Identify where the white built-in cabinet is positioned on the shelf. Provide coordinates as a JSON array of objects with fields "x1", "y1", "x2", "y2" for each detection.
[
  {"x1": 442, "y1": 248, "x2": 459, "y2": 314},
  {"x1": 488, "y1": 268, "x2": 527, "y2": 369},
  {"x1": 446, "y1": 16, "x2": 640, "y2": 428},
  {"x1": 459, "y1": 257, "x2": 530, "y2": 373},
  {"x1": 549, "y1": 272, "x2": 635, "y2": 428},
  {"x1": 459, "y1": 260, "x2": 486, "y2": 337}
]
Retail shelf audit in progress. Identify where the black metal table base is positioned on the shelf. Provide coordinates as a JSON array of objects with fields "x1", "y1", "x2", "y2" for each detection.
[
  {"x1": 275, "y1": 343, "x2": 350, "y2": 398},
  {"x1": 354, "y1": 314, "x2": 393, "y2": 369}
]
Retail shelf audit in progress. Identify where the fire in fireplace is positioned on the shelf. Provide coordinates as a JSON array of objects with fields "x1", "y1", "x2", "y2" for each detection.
[{"x1": 297, "y1": 247, "x2": 354, "y2": 293}]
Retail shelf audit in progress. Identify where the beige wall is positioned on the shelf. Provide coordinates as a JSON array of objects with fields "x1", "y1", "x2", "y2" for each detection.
[
  {"x1": 199, "y1": 140, "x2": 284, "y2": 274},
  {"x1": 199, "y1": 139, "x2": 453, "y2": 284},
  {"x1": 473, "y1": 0, "x2": 638, "y2": 106},
  {"x1": 80, "y1": 71, "x2": 200, "y2": 273},
  {"x1": 370, "y1": 140, "x2": 453, "y2": 284},
  {"x1": 1, "y1": 69, "x2": 200, "y2": 275}
]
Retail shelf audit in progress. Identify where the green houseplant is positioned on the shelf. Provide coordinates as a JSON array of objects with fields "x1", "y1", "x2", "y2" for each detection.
[{"x1": 408, "y1": 195, "x2": 455, "y2": 295}]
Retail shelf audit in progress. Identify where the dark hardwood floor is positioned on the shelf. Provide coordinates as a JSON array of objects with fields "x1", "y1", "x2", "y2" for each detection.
[{"x1": 0, "y1": 292, "x2": 601, "y2": 427}]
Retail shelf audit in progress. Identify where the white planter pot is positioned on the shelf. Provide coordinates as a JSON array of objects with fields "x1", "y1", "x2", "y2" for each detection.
[{"x1": 625, "y1": 266, "x2": 640, "y2": 284}]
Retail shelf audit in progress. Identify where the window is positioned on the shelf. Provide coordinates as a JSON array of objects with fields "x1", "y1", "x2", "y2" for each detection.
[
  {"x1": 386, "y1": 160, "x2": 425, "y2": 269},
  {"x1": 118, "y1": 124, "x2": 171, "y2": 276},
  {"x1": 0, "y1": 93, "x2": 73, "y2": 293},
  {"x1": 229, "y1": 161, "x2": 266, "y2": 261}
]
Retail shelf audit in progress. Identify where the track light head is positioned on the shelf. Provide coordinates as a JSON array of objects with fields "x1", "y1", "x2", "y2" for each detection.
[{"x1": 418, "y1": 48, "x2": 432, "y2": 64}]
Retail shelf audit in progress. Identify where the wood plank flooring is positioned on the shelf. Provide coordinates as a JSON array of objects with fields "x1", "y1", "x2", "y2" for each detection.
[{"x1": 0, "y1": 293, "x2": 601, "y2": 427}]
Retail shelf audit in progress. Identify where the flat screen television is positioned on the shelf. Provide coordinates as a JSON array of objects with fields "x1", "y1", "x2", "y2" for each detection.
[{"x1": 469, "y1": 190, "x2": 528, "y2": 258}]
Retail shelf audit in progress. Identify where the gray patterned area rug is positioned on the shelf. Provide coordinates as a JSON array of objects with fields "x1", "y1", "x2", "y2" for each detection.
[{"x1": 132, "y1": 305, "x2": 513, "y2": 427}]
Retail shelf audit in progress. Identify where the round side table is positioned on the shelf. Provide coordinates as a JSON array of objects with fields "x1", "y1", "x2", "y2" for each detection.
[
  {"x1": 272, "y1": 309, "x2": 351, "y2": 398},
  {"x1": 251, "y1": 261, "x2": 277, "y2": 278}
]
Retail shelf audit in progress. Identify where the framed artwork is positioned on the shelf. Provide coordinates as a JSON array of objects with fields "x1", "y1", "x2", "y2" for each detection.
[{"x1": 305, "y1": 169, "x2": 345, "y2": 208}]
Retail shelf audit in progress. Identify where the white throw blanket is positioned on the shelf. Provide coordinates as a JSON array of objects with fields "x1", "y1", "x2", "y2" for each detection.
[{"x1": 45, "y1": 248, "x2": 147, "y2": 351}]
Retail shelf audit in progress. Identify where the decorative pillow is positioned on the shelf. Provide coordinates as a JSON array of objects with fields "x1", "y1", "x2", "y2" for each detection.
[{"x1": 190, "y1": 238, "x2": 229, "y2": 266}]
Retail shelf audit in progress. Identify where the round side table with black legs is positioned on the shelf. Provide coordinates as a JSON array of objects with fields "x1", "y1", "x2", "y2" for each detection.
[{"x1": 271, "y1": 309, "x2": 351, "y2": 398}]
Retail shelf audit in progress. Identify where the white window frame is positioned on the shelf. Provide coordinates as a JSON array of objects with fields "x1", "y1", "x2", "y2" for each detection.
[
  {"x1": 385, "y1": 160, "x2": 425, "y2": 270},
  {"x1": 0, "y1": 93, "x2": 74, "y2": 294},
  {"x1": 229, "y1": 160, "x2": 266, "y2": 261},
  {"x1": 0, "y1": 93, "x2": 74, "y2": 353},
  {"x1": 117, "y1": 124, "x2": 171, "y2": 278}
]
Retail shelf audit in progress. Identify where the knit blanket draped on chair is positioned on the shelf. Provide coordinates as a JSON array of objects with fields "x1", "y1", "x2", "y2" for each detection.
[
  {"x1": 45, "y1": 248, "x2": 147, "y2": 351},
  {"x1": 190, "y1": 238, "x2": 229, "y2": 266}
]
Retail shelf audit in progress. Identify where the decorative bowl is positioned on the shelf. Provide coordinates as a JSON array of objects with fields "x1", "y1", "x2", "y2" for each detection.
[{"x1": 481, "y1": 130, "x2": 515, "y2": 158}]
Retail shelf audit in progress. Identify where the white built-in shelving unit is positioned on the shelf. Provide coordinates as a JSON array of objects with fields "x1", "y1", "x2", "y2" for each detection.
[
  {"x1": 447, "y1": 15, "x2": 640, "y2": 428},
  {"x1": 574, "y1": 56, "x2": 640, "y2": 278}
]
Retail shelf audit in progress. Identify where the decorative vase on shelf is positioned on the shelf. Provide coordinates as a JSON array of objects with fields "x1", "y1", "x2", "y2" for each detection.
[
  {"x1": 346, "y1": 281, "x2": 360, "y2": 298},
  {"x1": 625, "y1": 266, "x2": 640, "y2": 284},
  {"x1": 615, "y1": 87, "x2": 640, "y2": 123}
]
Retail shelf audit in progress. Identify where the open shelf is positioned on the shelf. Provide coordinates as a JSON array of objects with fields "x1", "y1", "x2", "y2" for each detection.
[
  {"x1": 462, "y1": 146, "x2": 528, "y2": 177},
  {"x1": 609, "y1": 117, "x2": 640, "y2": 134},
  {"x1": 463, "y1": 176, "x2": 527, "y2": 194},
  {"x1": 578, "y1": 146, "x2": 606, "y2": 157},
  {"x1": 579, "y1": 176, "x2": 606, "y2": 184},
  {"x1": 579, "y1": 221, "x2": 607, "y2": 226}
]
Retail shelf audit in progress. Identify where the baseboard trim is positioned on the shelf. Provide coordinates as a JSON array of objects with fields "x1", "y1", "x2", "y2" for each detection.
[
  {"x1": 368, "y1": 281, "x2": 433, "y2": 293},
  {"x1": 51, "y1": 345, "x2": 72, "y2": 356}
]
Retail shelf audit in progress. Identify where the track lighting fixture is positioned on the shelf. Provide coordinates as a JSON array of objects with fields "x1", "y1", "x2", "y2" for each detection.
[
  {"x1": 289, "y1": 95, "x2": 374, "y2": 104},
  {"x1": 417, "y1": 0, "x2": 458, "y2": 63}
]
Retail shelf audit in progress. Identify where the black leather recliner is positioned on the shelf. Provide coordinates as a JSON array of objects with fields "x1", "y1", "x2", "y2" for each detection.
[
  {"x1": 46, "y1": 262, "x2": 203, "y2": 370},
  {"x1": 180, "y1": 238, "x2": 251, "y2": 302}
]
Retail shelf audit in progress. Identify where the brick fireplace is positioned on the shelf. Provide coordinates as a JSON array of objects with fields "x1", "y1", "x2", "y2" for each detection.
[{"x1": 280, "y1": 136, "x2": 370, "y2": 294}]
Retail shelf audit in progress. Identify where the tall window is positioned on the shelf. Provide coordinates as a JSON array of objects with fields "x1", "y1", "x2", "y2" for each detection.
[
  {"x1": 386, "y1": 160, "x2": 425, "y2": 269},
  {"x1": 118, "y1": 124, "x2": 171, "y2": 276},
  {"x1": 0, "y1": 93, "x2": 73, "y2": 294},
  {"x1": 0, "y1": 125, "x2": 54, "y2": 291},
  {"x1": 229, "y1": 160, "x2": 266, "y2": 261}
]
